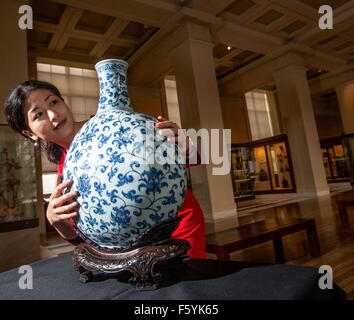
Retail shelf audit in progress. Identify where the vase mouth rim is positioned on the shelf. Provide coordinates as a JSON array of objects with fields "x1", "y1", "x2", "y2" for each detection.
[{"x1": 95, "y1": 59, "x2": 128, "y2": 69}]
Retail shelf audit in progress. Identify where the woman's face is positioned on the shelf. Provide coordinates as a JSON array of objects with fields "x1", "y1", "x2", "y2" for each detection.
[{"x1": 22, "y1": 88, "x2": 75, "y2": 146}]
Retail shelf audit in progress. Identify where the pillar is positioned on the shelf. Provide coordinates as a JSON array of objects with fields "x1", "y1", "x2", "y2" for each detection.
[
  {"x1": 171, "y1": 22, "x2": 236, "y2": 223},
  {"x1": 273, "y1": 53, "x2": 329, "y2": 197}
]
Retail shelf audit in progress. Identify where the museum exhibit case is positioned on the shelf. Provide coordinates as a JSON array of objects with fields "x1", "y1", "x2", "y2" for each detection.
[
  {"x1": 231, "y1": 144, "x2": 255, "y2": 201},
  {"x1": 0, "y1": 124, "x2": 38, "y2": 232},
  {"x1": 230, "y1": 134, "x2": 296, "y2": 202},
  {"x1": 320, "y1": 136, "x2": 350, "y2": 182},
  {"x1": 339, "y1": 133, "x2": 354, "y2": 185},
  {"x1": 250, "y1": 134, "x2": 296, "y2": 194}
]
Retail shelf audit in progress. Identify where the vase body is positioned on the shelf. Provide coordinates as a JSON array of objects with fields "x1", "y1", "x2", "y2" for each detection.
[{"x1": 63, "y1": 59, "x2": 187, "y2": 249}]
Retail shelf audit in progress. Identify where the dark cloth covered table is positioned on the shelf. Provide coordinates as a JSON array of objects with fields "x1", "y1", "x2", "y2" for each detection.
[{"x1": 0, "y1": 253, "x2": 345, "y2": 300}]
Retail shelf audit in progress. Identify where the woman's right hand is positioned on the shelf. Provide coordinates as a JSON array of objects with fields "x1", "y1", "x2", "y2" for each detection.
[{"x1": 46, "y1": 176, "x2": 79, "y2": 239}]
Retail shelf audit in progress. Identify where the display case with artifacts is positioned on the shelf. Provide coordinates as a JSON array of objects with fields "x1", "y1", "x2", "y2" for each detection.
[
  {"x1": 230, "y1": 135, "x2": 295, "y2": 200},
  {"x1": 320, "y1": 136, "x2": 350, "y2": 182},
  {"x1": 231, "y1": 145, "x2": 255, "y2": 201},
  {"x1": 333, "y1": 144, "x2": 348, "y2": 178},
  {"x1": 321, "y1": 148, "x2": 331, "y2": 179},
  {"x1": 0, "y1": 125, "x2": 38, "y2": 231},
  {"x1": 249, "y1": 134, "x2": 296, "y2": 194},
  {"x1": 252, "y1": 146, "x2": 271, "y2": 191},
  {"x1": 341, "y1": 133, "x2": 354, "y2": 185},
  {"x1": 266, "y1": 142, "x2": 293, "y2": 190}
]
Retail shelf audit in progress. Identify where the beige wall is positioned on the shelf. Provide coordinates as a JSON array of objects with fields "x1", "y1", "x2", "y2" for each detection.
[
  {"x1": 336, "y1": 81, "x2": 354, "y2": 134},
  {"x1": 0, "y1": 0, "x2": 29, "y2": 124},
  {"x1": 313, "y1": 96, "x2": 344, "y2": 140},
  {"x1": 220, "y1": 96, "x2": 250, "y2": 143},
  {"x1": 128, "y1": 86, "x2": 163, "y2": 119},
  {"x1": 131, "y1": 97, "x2": 163, "y2": 119}
]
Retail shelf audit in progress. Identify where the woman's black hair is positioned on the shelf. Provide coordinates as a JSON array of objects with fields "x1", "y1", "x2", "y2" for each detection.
[{"x1": 4, "y1": 80, "x2": 64, "y2": 164}]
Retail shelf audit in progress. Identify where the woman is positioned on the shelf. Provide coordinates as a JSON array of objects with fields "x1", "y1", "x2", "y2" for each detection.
[{"x1": 4, "y1": 80, "x2": 206, "y2": 259}]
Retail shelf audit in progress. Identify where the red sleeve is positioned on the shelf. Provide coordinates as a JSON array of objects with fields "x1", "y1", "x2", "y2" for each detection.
[
  {"x1": 57, "y1": 149, "x2": 67, "y2": 176},
  {"x1": 172, "y1": 189, "x2": 207, "y2": 259}
]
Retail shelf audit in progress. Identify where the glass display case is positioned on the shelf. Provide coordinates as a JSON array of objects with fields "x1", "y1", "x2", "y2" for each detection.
[
  {"x1": 320, "y1": 136, "x2": 350, "y2": 182},
  {"x1": 253, "y1": 145, "x2": 271, "y2": 191},
  {"x1": 249, "y1": 134, "x2": 295, "y2": 193},
  {"x1": 230, "y1": 135, "x2": 295, "y2": 201},
  {"x1": 231, "y1": 145, "x2": 255, "y2": 201},
  {"x1": 0, "y1": 125, "x2": 38, "y2": 230},
  {"x1": 341, "y1": 133, "x2": 354, "y2": 185}
]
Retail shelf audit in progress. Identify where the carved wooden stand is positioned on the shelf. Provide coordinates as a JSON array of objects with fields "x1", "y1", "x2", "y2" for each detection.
[{"x1": 72, "y1": 215, "x2": 190, "y2": 290}]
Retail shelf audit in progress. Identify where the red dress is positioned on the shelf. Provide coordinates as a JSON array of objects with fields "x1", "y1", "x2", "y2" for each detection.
[{"x1": 57, "y1": 151, "x2": 207, "y2": 259}]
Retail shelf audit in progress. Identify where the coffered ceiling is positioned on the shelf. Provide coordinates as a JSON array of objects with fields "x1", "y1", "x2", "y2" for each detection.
[{"x1": 28, "y1": 0, "x2": 354, "y2": 84}]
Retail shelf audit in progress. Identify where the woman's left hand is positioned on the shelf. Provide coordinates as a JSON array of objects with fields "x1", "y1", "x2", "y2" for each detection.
[{"x1": 155, "y1": 116, "x2": 190, "y2": 155}]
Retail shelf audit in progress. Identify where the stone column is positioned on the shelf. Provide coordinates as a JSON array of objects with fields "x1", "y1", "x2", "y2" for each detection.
[
  {"x1": 171, "y1": 22, "x2": 236, "y2": 223},
  {"x1": 273, "y1": 53, "x2": 329, "y2": 197}
]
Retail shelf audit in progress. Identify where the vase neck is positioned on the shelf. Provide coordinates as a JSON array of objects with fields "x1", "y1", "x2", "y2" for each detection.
[{"x1": 95, "y1": 59, "x2": 133, "y2": 113}]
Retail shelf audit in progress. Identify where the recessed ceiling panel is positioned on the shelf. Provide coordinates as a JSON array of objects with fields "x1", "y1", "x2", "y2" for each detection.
[
  {"x1": 64, "y1": 37, "x2": 96, "y2": 53},
  {"x1": 318, "y1": 35, "x2": 339, "y2": 45},
  {"x1": 254, "y1": 10, "x2": 284, "y2": 26},
  {"x1": 333, "y1": 42, "x2": 354, "y2": 51},
  {"x1": 225, "y1": 0, "x2": 257, "y2": 16},
  {"x1": 76, "y1": 10, "x2": 115, "y2": 34},
  {"x1": 120, "y1": 21, "x2": 148, "y2": 40},
  {"x1": 104, "y1": 44, "x2": 129, "y2": 58},
  {"x1": 213, "y1": 44, "x2": 234, "y2": 59},
  {"x1": 31, "y1": 0, "x2": 65, "y2": 24},
  {"x1": 27, "y1": 30, "x2": 53, "y2": 47},
  {"x1": 281, "y1": 20, "x2": 307, "y2": 34},
  {"x1": 231, "y1": 50, "x2": 254, "y2": 63}
]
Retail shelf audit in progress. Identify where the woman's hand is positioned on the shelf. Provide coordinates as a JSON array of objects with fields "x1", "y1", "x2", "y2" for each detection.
[
  {"x1": 155, "y1": 115, "x2": 194, "y2": 158},
  {"x1": 46, "y1": 176, "x2": 79, "y2": 240}
]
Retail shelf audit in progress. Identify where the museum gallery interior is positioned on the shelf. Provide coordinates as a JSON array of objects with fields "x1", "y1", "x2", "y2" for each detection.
[{"x1": 0, "y1": 0, "x2": 354, "y2": 299}]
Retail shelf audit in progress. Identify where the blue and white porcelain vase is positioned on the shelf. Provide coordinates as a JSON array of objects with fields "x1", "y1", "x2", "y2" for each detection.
[{"x1": 63, "y1": 59, "x2": 187, "y2": 249}]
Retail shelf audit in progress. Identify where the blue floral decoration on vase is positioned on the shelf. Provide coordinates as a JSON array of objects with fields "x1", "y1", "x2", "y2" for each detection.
[{"x1": 63, "y1": 59, "x2": 187, "y2": 249}]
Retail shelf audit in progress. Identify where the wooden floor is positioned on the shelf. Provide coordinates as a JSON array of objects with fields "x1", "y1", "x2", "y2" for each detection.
[{"x1": 206, "y1": 189, "x2": 354, "y2": 300}]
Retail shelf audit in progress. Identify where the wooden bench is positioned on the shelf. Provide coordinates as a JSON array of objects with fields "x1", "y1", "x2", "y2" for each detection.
[{"x1": 206, "y1": 218, "x2": 320, "y2": 263}]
